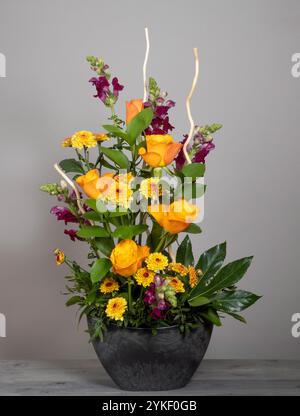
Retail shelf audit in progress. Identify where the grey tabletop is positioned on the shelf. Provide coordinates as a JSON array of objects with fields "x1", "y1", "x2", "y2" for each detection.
[{"x1": 0, "y1": 360, "x2": 299, "y2": 396}]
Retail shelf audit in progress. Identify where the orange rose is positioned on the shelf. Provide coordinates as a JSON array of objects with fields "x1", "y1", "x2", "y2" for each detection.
[
  {"x1": 138, "y1": 135, "x2": 182, "y2": 168},
  {"x1": 110, "y1": 240, "x2": 150, "y2": 277},
  {"x1": 126, "y1": 99, "x2": 144, "y2": 125},
  {"x1": 148, "y1": 199, "x2": 199, "y2": 234},
  {"x1": 76, "y1": 169, "x2": 114, "y2": 200}
]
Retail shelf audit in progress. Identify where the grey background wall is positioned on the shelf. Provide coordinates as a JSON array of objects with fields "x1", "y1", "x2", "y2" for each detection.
[{"x1": 0, "y1": 0, "x2": 299, "y2": 359}]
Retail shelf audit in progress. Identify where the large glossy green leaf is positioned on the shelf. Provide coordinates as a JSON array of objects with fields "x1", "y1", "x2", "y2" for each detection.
[
  {"x1": 94, "y1": 237, "x2": 115, "y2": 257},
  {"x1": 90, "y1": 258, "x2": 111, "y2": 283},
  {"x1": 102, "y1": 125, "x2": 129, "y2": 141},
  {"x1": 176, "y1": 235, "x2": 194, "y2": 266},
  {"x1": 112, "y1": 224, "x2": 148, "y2": 240},
  {"x1": 190, "y1": 256, "x2": 253, "y2": 299},
  {"x1": 76, "y1": 226, "x2": 110, "y2": 239},
  {"x1": 182, "y1": 163, "x2": 206, "y2": 179},
  {"x1": 126, "y1": 108, "x2": 153, "y2": 144},
  {"x1": 212, "y1": 290, "x2": 261, "y2": 313},
  {"x1": 59, "y1": 159, "x2": 84, "y2": 174},
  {"x1": 101, "y1": 147, "x2": 129, "y2": 169}
]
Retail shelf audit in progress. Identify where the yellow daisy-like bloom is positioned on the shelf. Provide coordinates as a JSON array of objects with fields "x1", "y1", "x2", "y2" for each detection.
[
  {"x1": 61, "y1": 137, "x2": 72, "y2": 148},
  {"x1": 140, "y1": 178, "x2": 161, "y2": 199},
  {"x1": 100, "y1": 278, "x2": 119, "y2": 294},
  {"x1": 168, "y1": 277, "x2": 185, "y2": 293},
  {"x1": 95, "y1": 133, "x2": 109, "y2": 142},
  {"x1": 135, "y1": 268, "x2": 155, "y2": 287},
  {"x1": 71, "y1": 130, "x2": 97, "y2": 149},
  {"x1": 115, "y1": 172, "x2": 134, "y2": 184},
  {"x1": 104, "y1": 180, "x2": 133, "y2": 208},
  {"x1": 105, "y1": 297, "x2": 127, "y2": 321},
  {"x1": 54, "y1": 249, "x2": 65, "y2": 266},
  {"x1": 145, "y1": 253, "x2": 169, "y2": 271},
  {"x1": 188, "y1": 266, "x2": 198, "y2": 288},
  {"x1": 168, "y1": 262, "x2": 189, "y2": 277}
]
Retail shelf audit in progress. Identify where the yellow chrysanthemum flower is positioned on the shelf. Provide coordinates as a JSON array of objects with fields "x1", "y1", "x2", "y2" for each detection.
[
  {"x1": 135, "y1": 268, "x2": 155, "y2": 287},
  {"x1": 71, "y1": 130, "x2": 97, "y2": 149},
  {"x1": 168, "y1": 262, "x2": 189, "y2": 277},
  {"x1": 100, "y1": 278, "x2": 119, "y2": 294},
  {"x1": 140, "y1": 178, "x2": 161, "y2": 199},
  {"x1": 105, "y1": 297, "x2": 127, "y2": 321},
  {"x1": 188, "y1": 266, "x2": 198, "y2": 288},
  {"x1": 61, "y1": 137, "x2": 72, "y2": 148},
  {"x1": 168, "y1": 277, "x2": 185, "y2": 293},
  {"x1": 95, "y1": 133, "x2": 109, "y2": 142},
  {"x1": 104, "y1": 180, "x2": 133, "y2": 208},
  {"x1": 54, "y1": 249, "x2": 65, "y2": 266},
  {"x1": 145, "y1": 253, "x2": 169, "y2": 271}
]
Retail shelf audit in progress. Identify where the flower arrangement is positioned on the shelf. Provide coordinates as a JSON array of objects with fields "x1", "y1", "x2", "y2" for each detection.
[{"x1": 41, "y1": 29, "x2": 260, "y2": 341}]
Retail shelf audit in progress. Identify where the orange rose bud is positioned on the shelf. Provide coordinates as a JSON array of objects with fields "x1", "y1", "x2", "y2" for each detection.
[
  {"x1": 110, "y1": 240, "x2": 150, "y2": 277},
  {"x1": 126, "y1": 99, "x2": 144, "y2": 125},
  {"x1": 138, "y1": 135, "x2": 182, "y2": 168},
  {"x1": 76, "y1": 170, "x2": 114, "y2": 200},
  {"x1": 148, "y1": 199, "x2": 199, "y2": 234}
]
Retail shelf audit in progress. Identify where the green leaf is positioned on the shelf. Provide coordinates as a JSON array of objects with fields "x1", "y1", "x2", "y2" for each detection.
[
  {"x1": 90, "y1": 258, "x2": 111, "y2": 283},
  {"x1": 84, "y1": 199, "x2": 97, "y2": 211},
  {"x1": 59, "y1": 159, "x2": 84, "y2": 174},
  {"x1": 65, "y1": 296, "x2": 83, "y2": 306},
  {"x1": 100, "y1": 147, "x2": 129, "y2": 169},
  {"x1": 102, "y1": 125, "x2": 129, "y2": 141},
  {"x1": 191, "y1": 256, "x2": 253, "y2": 299},
  {"x1": 175, "y1": 182, "x2": 206, "y2": 200},
  {"x1": 196, "y1": 242, "x2": 226, "y2": 273},
  {"x1": 188, "y1": 296, "x2": 211, "y2": 307},
  {"x1": 212, "y1": 290, "x2": 261, "y2": 313},
  {"x1": 182, "y1": 163, "x2": 205, "y2": 179},
  {"x1": 112, "y1": 224, "x2": 148, "y2": 240},
  {"x1": 176, "y1": 235, "x2": 194, "y2": 266},
  {"x1": 147, "y1": 222, "x2": 165, "y2": 251},
  {"x1": 76, "y1": 226, "x2": 110, "y2": 239},
  {"x1": 227, "y1": 312, "x2": 247, "y2": 324},
  {"x1": 185, "y1": 223, "x2": 202, "y2": 234},
  {"x1": 199, "y1": 308, "x2": 222, "y2": 326},
  {"x1": 126, "y1": 108, "x2": 153, "y2": 144},
  {"x1": 94, "y1": 237, "x2": 115, "y2": 257},
  {"x1": 83, "y1": 211, "x2": 102, "y2": 221}
]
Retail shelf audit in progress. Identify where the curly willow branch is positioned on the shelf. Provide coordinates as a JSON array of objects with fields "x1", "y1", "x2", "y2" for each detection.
[
  {"x1": 143, "y1": 27, "x2": 150, "y2": 102},
  {"x1": 53, "y1": 163, "x2": 86, "y2": 215},
  {"x1": 183, "y1": 47, "x2": 199, "y2": 165}
]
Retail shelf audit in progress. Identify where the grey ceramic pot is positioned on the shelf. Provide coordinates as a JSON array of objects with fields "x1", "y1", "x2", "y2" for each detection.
[{"x1": 87, "y1": 317, "x2": 213, "y2": 391}]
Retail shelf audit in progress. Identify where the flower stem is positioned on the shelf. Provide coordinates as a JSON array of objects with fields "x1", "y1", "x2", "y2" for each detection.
[{"x1": 128, "y1": 280, "x2": 132, "y2": 313}]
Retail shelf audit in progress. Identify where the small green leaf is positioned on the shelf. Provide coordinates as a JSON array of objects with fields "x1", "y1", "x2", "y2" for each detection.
[
  {"x1": 84, "y1": 199, "x2": 97, "y2": 211},
  {"x1": 182, "y1": 163, "x2": 205, "y2": 179},
  {"x1": 227, "y1": 312, "x2": 247, "y2": 324},
  {"x1": 94, "y1": 237, "x2": 115, "y2": 257},
  {"x1": 176, "y1": 235, "x2": 194, "y2": 266},
  {"x1": 185, "y1": 223, "x2": 202, "y2": 234},
  {"x1": 76, "y1": 226, "x2": 109, "y2": 238},
  {"x1": 90, "y1": 258, "x2": 111, "y2": 283},
  {"x1": 126, "y1": 108, "x2": 153, "y2": 144},
  {"x1": 112, "y1": 224, "x2": 148, "y2": 240},
  {"x1": 188, "y1": 296, "x2": 211, "y2": 307},
  {"x1": 101, "y1": 147, "x2": 129, "y2": 169},
  {"x1": 102, "y1": 125, "x2": 129, "y2": 141},
  {"x1": 83, "y1": 211, "x2": 101, "y2": 221},
  {"x1": 59, "y1": 159, "x2": 84, "y2": 174},
  {"x1": 65, "y1": 296, "x2": 83, "y2": 306},
  {"x1": 199, "y1": 308, "x2": 222, "y2": 326}
]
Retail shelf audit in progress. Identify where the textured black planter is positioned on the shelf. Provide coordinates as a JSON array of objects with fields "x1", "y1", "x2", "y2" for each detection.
[{"x1": 87, "y1": 317, "x2": 213, "y2": 391}]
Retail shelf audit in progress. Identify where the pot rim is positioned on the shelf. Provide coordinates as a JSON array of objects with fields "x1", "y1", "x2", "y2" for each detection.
[{"x1": 87, "y1": 316, "x2": 180, "y2": 331}]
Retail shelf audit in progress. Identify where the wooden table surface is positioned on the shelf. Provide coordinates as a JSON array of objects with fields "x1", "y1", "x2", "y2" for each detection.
[{"x1": 0, "y1": 360, "x2": 299, "y2": 396}]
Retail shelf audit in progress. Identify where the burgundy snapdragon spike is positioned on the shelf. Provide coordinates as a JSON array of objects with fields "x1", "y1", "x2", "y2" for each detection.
[{"x1": 50, "y1": 206, "x2": 78, "y2": 224}]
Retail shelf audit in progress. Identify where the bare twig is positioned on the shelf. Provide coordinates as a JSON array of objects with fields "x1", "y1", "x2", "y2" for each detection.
[{"x1": 143, "y1": 27, "x2": 150, "y2": 102}]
